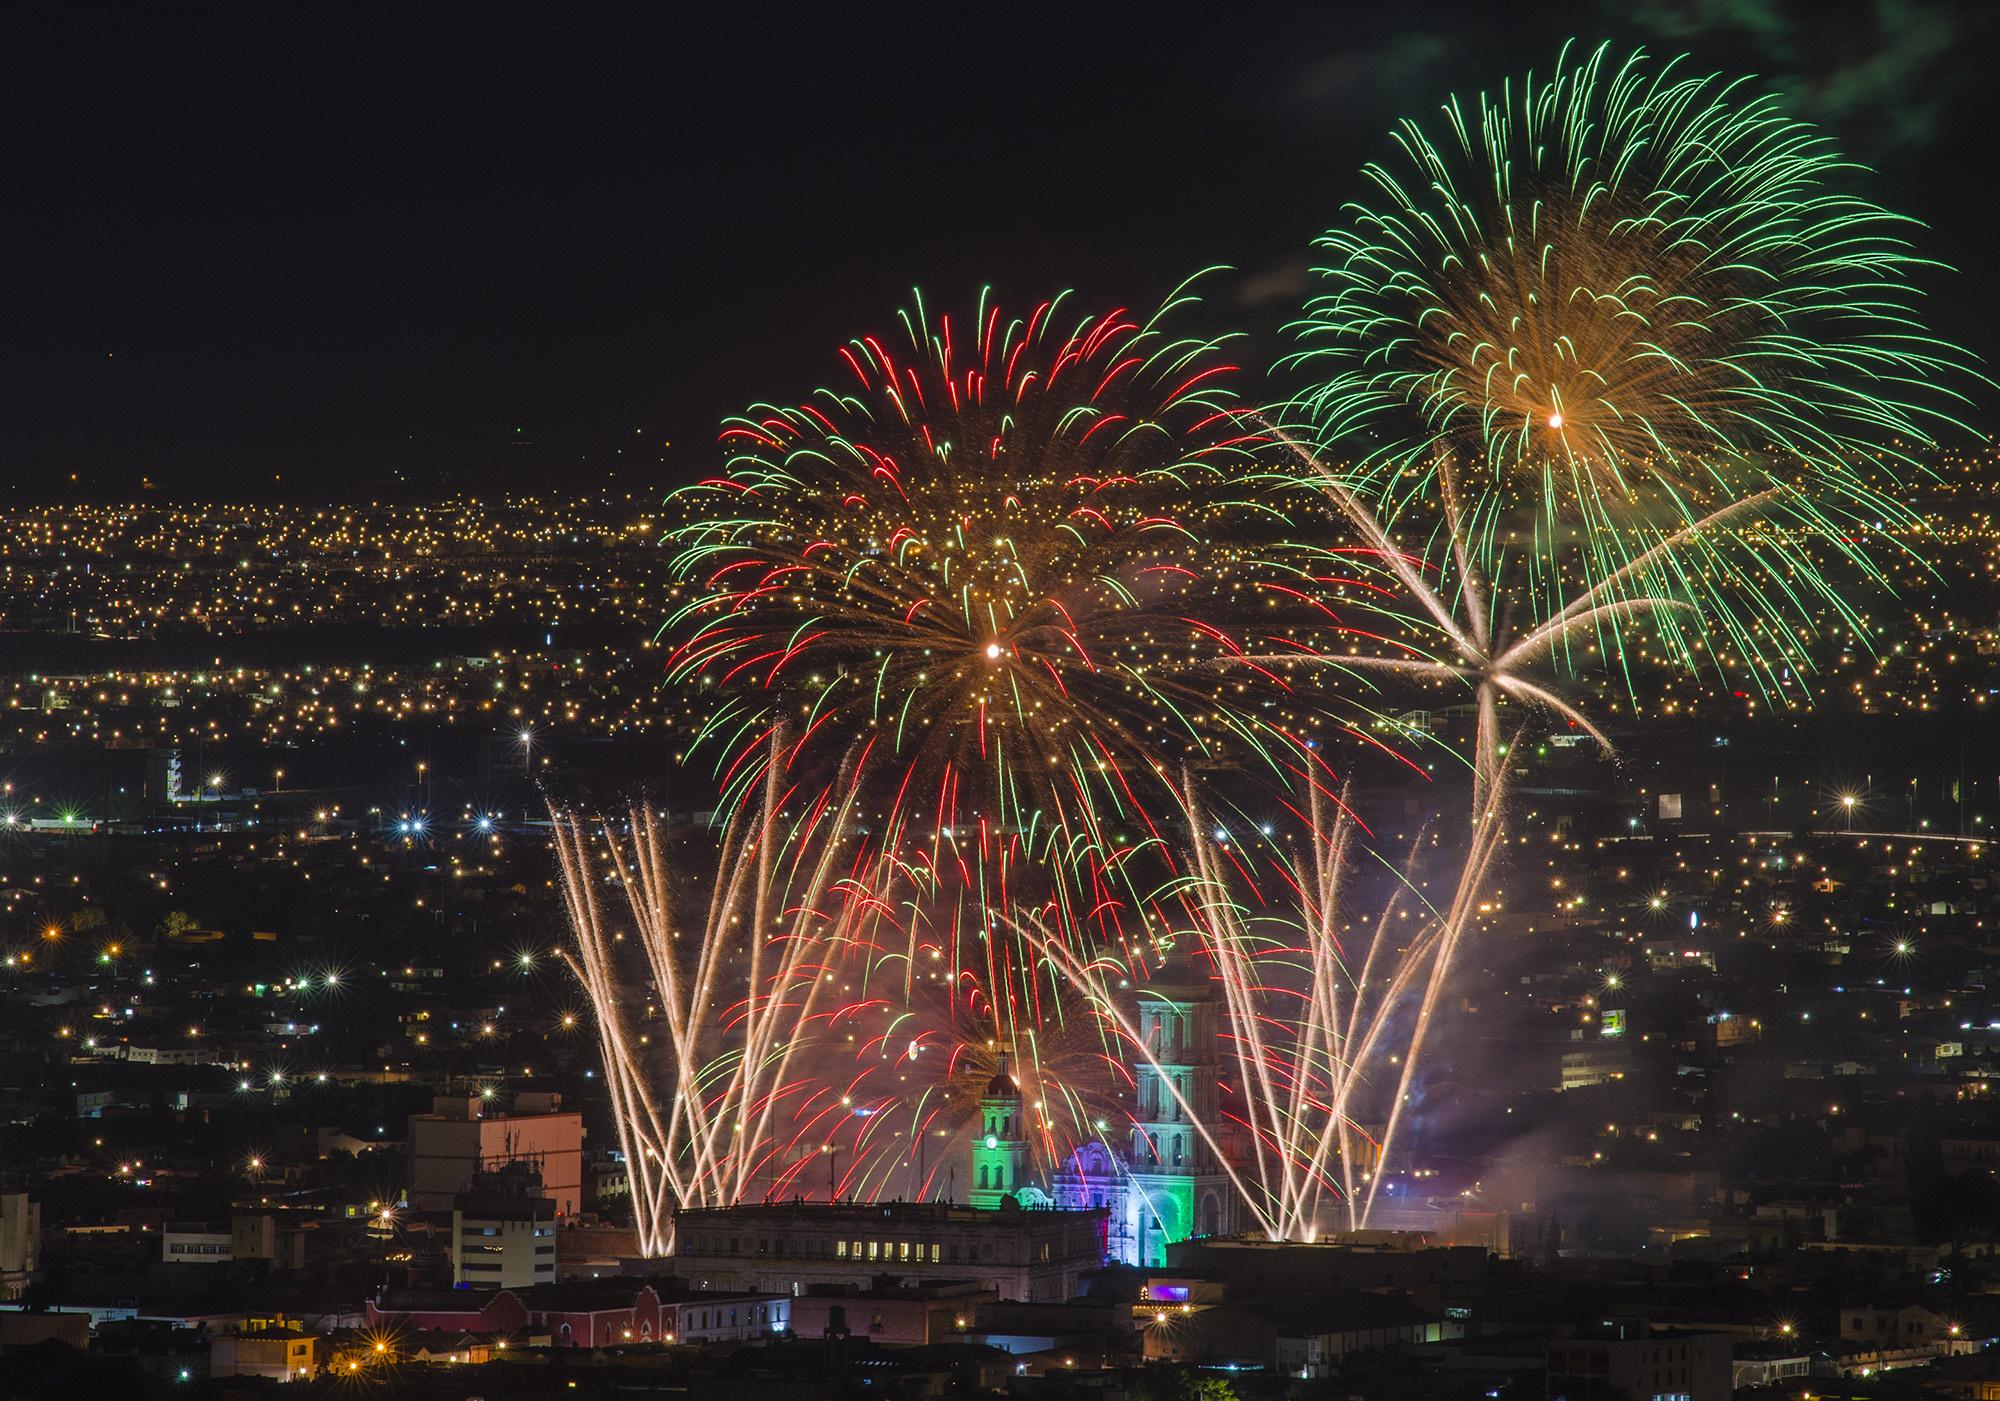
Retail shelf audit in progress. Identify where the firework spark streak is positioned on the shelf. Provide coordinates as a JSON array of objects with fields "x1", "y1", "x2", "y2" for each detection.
[
  {"x1": 1180, "y1": 778, "x2": 1363, "y2": 1238},
  {"x1": 942, "y1": 757, "x2": 1510, "y2": 1245},
  {"x1": 1146, "y1": 771, "x2": 1509, "y2": 1237},
  {"x1": 1257, "y1": 417, "x2": 1759, "y2": 808},
  {"x1": 553, "y1": 735, "x2": 867, "y2": 1254},
  {"x1": 840, "y1": 983, "x2": 1131, "y2": 1203},
  {"x1": 1009, "y1": 912, "x2": 1285, "y2": 1238}
]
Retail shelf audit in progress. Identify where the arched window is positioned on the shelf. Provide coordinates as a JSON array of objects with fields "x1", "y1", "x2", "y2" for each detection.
[
  {"x1": 559, "y1": 1323, "x2": 573, "y2": 1346},
  {"x1": 1172, "y1": 1134, "x2": 1184, "y2": 1167},
  {"x1": 978, "y1": 1165, "x2": 989, "y2": 1189}
]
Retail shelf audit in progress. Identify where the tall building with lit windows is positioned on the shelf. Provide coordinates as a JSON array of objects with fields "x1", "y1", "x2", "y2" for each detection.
[
  {"x1": 407, "y1": 1090, "x2": 584, "y2": 1216},
  {"x1": 450, "y1": 1159, "x2": 557, "y2": 1288}
]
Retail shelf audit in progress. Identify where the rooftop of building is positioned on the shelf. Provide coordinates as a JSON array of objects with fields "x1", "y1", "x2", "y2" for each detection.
[
  {"x1": 1133, "y1": 982, "x2": 1217, "y2": 1004},
  {"x1": 373, "y1": 1288, "x2": 500, "y2": 1315},
  {"x1": 371, "y1": 1276, "x2": 790, "y2": 1316},
  {"x1": 509, "y1": 1277, "x2": 783, "y2": 1310},
  {"x1": 1562, "y1": 1321, "x2": 1735, "y2": 1343},
  {"x1": 673, "y1": 1198, "x2": 1104, "y2": 1227},
  {"x1": 1233, "y1": 1291, "x2": 1438, "y2": 1336},
  {"x1": 799, "y1": 1277, "x2": 996, "y2": 1301},
  {"x1": 454, "y1": 1163, "x2": 558, "y2": 1216},
  {"x1": 332, "y1": 1325, "x2": 519, "y2": 1352},
  {"x1": 410, "y1": 1091, "x2": 577, "y2": 1123},
  {"x1": 1173, "y1": 1236, "x2": 1484, "y2": 1256}
]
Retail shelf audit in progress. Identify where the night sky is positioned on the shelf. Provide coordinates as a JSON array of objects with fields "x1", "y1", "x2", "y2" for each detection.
[{"x1": 5, "y1": 1, "x2": 1994, "y2": 499}]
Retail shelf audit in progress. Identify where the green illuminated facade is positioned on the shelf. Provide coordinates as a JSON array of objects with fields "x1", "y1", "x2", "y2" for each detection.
[
  {"x1": 962, "y1": 991, "x2": 1238, "y2": 1269},
  {"x1": 969, "y1": 1058, "x2": 1029, "y2": 1210},
  {"x1": 1127, "y1": 986, "x2": 1234, "y2": 1266}
]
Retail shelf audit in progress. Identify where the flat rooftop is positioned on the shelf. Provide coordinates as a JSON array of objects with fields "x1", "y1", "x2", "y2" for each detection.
[{"x1": 674, "y1": 1200, "x2": 1103, "y2": 1226}]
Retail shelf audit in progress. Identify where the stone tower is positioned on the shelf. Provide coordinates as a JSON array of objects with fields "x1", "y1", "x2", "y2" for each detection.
[
  {"x1": 969, "y1": 1055, "x2": 1030, "y2": 1209},
  {"x1": 1125, "y1": 985, "x2": 1236, "y2": 1265}
]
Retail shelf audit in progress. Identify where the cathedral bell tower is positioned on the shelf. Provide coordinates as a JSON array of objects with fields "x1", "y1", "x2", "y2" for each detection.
[{"x1": 969, "y1": 1055, "x2": 1029, "y2": 1209}]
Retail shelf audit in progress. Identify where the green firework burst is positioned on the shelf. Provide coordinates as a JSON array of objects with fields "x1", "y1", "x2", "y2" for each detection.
[{"x1": 1287, "y1": 40, "x2": 1981, "y2": 689}]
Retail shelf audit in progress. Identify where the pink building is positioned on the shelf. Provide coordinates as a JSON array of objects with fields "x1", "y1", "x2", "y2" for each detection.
[
  {"x1": 788, "y1": 1280, "x2": 995, "y2": 1345},
  {"x1": 367, "y1": 1280, "x2": 789, "y2": 1348},
  {"x1": 406, "y1": 1091, "x2": 584, "y2": 1216}
]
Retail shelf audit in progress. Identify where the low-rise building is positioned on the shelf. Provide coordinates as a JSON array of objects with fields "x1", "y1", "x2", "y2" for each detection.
[
  {"x1": 1840, "y1": 1300, "x2": 1955, "y2": 1346},
  {"x1": 789, "y1": 1279, "x2": 995, "y2": 1345},
  {"x1": 670, "y1": 1199, "x2": 1108, "y2": 1302},
  {"x1": 0, "y1": 1194, "x2": 39, "y2": 1300},
  {"x1": 91, "y1": 1317, "x2": 210, "y2": 1381},
  {"x1": 161, "y1": 1223, "x2": 233, "y2": 1264},
  {"x1": 971, "y1": 1297, "x2": 1136, "y2": 1361},
  {"x1": 366, "y1": 1278, "x2": 789, "y2": 1348},
  {"x1": 1731, "y1": 1345, "x2": 1820, "y2": 1389},
  {"x1": 0, "y1": 1310, "x2": 90, "y2": 1353},
  {"x1": 210, "y1": 1318, "x2": 318, "y2": 1381},
  {"x1": 1546, "y1": 1323, "x2": 1730, "y2": 1401}
]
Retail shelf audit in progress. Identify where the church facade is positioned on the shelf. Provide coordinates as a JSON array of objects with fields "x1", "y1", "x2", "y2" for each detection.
[{"x1": 974, "y1": 984, "x2": 1243, "y2": 1267}]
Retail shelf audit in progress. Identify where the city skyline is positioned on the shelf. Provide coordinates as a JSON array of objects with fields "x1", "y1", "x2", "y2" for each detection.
[{"x1": 7, "y1": 8, "x2": 2000, "y2": 1398}]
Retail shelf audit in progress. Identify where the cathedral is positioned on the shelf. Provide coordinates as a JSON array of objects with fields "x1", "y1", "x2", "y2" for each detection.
[{"x1": 965, "y1": 984, "x2": 1240, "y2": 1267}]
